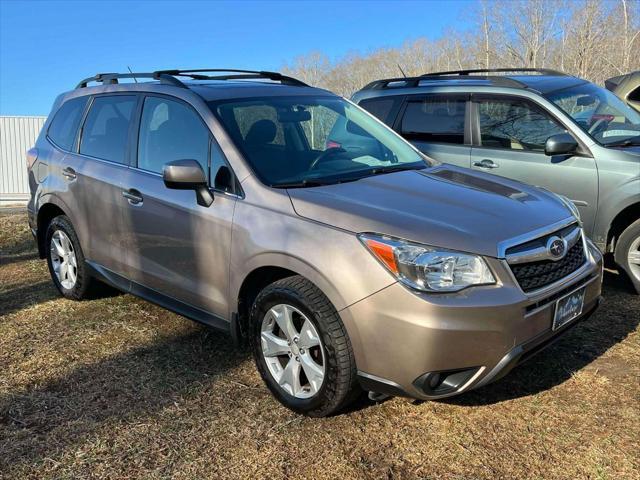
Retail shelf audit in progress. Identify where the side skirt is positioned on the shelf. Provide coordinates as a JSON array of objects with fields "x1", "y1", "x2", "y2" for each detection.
[{"x1": 86, "y1": 261, "x2": 231, "y2": 334}]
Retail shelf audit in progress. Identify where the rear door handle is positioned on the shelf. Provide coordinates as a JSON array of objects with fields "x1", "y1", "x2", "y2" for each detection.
[
  {"x1": 122, "y1": 188, "x2": 143, "y2": 205},
  {"x1": 473, "y1": 159, "x2": 499, "y2": 169},
  {"x1": 62, "y1": 167, "x2": 77, "y2": 180}
]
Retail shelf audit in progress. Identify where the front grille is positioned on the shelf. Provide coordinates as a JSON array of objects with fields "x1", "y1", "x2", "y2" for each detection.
[{"x1": 510, "y1": 239, "x2": 586, "y2": 292}]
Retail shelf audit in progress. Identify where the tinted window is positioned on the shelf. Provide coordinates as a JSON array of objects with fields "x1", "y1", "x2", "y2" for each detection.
[
  {"x1": 48, "y1": 96, "x2": 88, "y2": 150},
  {"x1": 359, "y1": 97, "x2": 401, "y2": 125},
  {"x1": 138, "y1": 97, "x2": 210, "y2": 174},
  {"x1": 478, "y1": 98, "x2": 565, "y2": 152},
  {"x1": 80, "y1": 96, "x2": 136, "y2": 163},
  {"x1": 400, "y1": 96, "x2": 466, "y2": 144},
  {"x1": 629, "y1": 86, "x2": 640, "y2": 102}
]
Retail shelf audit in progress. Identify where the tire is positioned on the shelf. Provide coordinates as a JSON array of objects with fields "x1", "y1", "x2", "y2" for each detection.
[
  {"x1": 45, "y1": 215, "x2": 97, "y2": 300},
  {"x1": 614, "y1": 218, "x2": 640, "y2": 294},
  {"x1": 251, "y1": 275, "x2": 360, "y2": 417}
]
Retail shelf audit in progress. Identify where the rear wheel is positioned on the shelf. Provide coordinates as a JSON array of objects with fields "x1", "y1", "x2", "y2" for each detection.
[
  {"x1": 251, "y1": 275, "x2": 360, "y2": 417},
  {"x1": 45, "y1": 215, "x2": 97, "y2": 300},
  {"x1": 614, "y1": 218, "x2": 640, "y2": 294}
]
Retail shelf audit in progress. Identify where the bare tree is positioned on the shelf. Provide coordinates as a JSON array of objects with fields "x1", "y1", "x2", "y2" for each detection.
[{"x1": 280, "y1": 0, "x2": 640, "y2": 96}]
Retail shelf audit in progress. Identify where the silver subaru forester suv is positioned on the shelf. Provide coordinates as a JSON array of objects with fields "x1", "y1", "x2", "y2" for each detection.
[{"x1": 27, "y1": 69, "x2": 602, "y2": 416}]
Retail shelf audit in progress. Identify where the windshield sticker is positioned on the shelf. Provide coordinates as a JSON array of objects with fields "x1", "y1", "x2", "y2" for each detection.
[{"x1": 603, "y1": 130, "x2": 639, "y2": 138}]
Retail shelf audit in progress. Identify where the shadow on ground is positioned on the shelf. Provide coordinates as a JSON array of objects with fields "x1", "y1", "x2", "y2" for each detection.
[
  {"x1": 0, "y1": 281, "x2": 60, "y2": 317},
  {"x1": 0, "y1": 327, "x2": 250, "y2": 471}
]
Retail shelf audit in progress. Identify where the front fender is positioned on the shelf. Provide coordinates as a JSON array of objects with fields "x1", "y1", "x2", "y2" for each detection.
[{"x1": 593, "y1": 178, "x2": 640, "y2": 249}]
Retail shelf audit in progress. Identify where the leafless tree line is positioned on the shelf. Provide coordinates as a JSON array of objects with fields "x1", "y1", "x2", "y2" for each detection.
[{"x1": 282, "y1": 0, "x2": 640, "y2": 96}]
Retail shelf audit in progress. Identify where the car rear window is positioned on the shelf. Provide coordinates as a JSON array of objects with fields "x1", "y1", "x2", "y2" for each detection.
[
  {"x1": 47, "y1": 96, "x2": 88, "y2": 151},
  {"x1": 400, "y1": 96, "x2": 466, "y2": 144}
]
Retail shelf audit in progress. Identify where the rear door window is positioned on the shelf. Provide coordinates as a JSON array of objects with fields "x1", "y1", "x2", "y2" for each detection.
[
  {"x1": 400, "y1": 96, "x2": 466, "y2": 144},
  {"x1": 80, "y1": 95, "x2": 136, "y2": 163},
  {"x1": 47, "y1": 96, "x2": 88, "y2": 151}
]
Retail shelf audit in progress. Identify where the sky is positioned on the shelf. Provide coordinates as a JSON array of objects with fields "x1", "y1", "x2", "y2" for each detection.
[{"x1": 0, "y1": 0, "x2": 473, "y2": 116}]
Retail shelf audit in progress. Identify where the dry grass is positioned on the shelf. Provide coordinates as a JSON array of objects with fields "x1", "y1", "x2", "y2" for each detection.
[{"x1": 1, "y1": 209, "x2": 638, "y2": 479}]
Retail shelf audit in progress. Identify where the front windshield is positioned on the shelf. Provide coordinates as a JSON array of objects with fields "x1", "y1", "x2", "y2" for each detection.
[
  {"x1": 546, "y1": 82, "x2": 640, "y2": 146},
  {"x1": 209, "y1": 95, "x2": 429, "y2": 187}
]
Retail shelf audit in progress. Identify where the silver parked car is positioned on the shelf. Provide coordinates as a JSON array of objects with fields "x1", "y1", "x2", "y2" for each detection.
[
  {"x1": 27, "y1": 69, "x2": 602, "y2": 416},
  {"x1": 352, "y1": 68, "x2": 640, "y2": 293}
]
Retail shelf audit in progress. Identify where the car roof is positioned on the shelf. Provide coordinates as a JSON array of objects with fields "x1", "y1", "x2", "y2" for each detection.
[
  {"x1": 187, "y1": 81, "x2": 335, "y2": 102},
  {"x1": 504, "y1": 75, "x2": 586, "y2": 94}
]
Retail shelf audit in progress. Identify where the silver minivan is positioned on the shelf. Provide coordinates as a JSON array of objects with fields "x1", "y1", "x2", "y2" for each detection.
[
  {"x1": 351, "y1": 68, "x2": 640, "y2": 293},
  {"x1": 27, "y1": 69, "x2": 602, "y2": 416}
]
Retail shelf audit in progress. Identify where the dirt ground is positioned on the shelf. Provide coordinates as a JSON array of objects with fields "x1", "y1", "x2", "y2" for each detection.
[{"x1": 1, "y1": 209, "x2": 638, "y2": 479}]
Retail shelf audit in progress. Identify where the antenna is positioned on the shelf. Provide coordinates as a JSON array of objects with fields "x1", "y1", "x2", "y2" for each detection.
[
  {"x1": 127, "y1": 66, "x2": 138, "y2": 83},
  {"x1": 398, "y1": 64, "x2": 407, "y2": 78}
]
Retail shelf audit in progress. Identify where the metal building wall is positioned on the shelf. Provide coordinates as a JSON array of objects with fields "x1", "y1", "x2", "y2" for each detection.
[{"x1": 0, "y1": 116, "x2": 46, "y2": 205}]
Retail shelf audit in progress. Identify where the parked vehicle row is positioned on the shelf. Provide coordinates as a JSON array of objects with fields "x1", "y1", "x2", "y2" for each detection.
[
  {"x1": 352, "y1": 68, "x2": 640, "y2": 293},
  {"x1": 606, "y1": 70, "x2": 640, "y2": 113},
  {"x1": 28, "y1": 68, "x2": 607, "y2": 416}
]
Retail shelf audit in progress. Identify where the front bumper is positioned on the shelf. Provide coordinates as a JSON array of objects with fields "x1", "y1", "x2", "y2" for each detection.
[{"x1": 340, "y1": 241, "x2": 603, "y2": 400}]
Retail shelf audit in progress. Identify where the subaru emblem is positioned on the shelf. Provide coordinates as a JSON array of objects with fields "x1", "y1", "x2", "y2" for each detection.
[{"x1": 547, "y1": 236, "x2": 567, "y2": 260}]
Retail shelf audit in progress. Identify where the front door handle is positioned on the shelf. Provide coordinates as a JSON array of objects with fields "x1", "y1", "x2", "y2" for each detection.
[
  {"x1": 122, "y1": 188, "x2": 143, "y2": 205},
  {"x1": 62, "y1": 167, "x2": 77, "y2": 180},
  {"x1": 473, "y1": 159, "x2": 499, "y2": 169}
]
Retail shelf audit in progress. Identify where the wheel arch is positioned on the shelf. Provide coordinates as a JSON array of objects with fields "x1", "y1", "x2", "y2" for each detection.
[
  {"x1": 607, "y1": 201, "x2": 640, "y2": 253},
  {"x1": 232, "y1": 254, "x2": 348, "y2": 344},
  {"x1": 36, "y1": 202, "x2": 67, "y2": 258}
]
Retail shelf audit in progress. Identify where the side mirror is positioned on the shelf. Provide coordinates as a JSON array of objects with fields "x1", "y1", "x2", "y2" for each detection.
[
  {"x1": 163, "y1": 159, "x2": 213, "y2": 207},
  {"x1": 545, "y1": 133, "x2": 579, "y2": 156}
]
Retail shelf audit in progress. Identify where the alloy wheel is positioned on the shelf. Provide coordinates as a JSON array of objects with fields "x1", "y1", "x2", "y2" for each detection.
[
  {"x1": 260, "y1": 303, "x2": 325, "y2": 399},
  {"x1": 50, "y1": 230, "x2": 78, "y2": 290},
  {"x1": 628, "y1": 235, "x2": 640, "y2": 283}
]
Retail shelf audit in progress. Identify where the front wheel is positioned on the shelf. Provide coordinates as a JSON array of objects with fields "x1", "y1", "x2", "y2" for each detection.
[
  {"x1": 614, "y1": 218, "x2": 640, "y2": 294},
  {"x1": 251, "y1": 276, "x2": 360, "y2": 417}
]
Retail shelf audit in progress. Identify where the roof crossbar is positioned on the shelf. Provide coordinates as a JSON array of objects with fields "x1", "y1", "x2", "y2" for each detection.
[{"x1": 76, "y1": 72, "x2": 186, "y2": 89}]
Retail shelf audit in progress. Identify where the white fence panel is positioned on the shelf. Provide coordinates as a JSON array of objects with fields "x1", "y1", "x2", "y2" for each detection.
[{"x1": 0, "y1": 116, "x2": 46, "y2": 204}]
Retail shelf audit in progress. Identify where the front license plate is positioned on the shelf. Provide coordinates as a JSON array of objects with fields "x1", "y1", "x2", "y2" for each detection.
[{"x1": 553, "y1": 286, "x2": 586, "y2": 330}]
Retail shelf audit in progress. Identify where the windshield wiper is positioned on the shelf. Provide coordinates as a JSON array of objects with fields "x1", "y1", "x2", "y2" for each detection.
[
  {"x1": 367, "y1": 164, "x2": 427, "y2": 175},
  {"x1": 606, "y1": 135, "x2": 640, "y2": 147},
  {"x1": 271, "y1": 179, "x2": 328, "y2": 189}
]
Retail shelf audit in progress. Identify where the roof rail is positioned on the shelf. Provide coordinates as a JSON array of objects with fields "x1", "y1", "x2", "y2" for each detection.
[
  {"x1": 420, "y1": 68, "x2": 568, "y2": 77},
  {"x1": 76, "y1": 69, "x2": 308, "y2": 89},
  {"x1": 154, "y1": 69, "x2": 308, "y2": 86},
  {"x1": 359, "y1": 68, "x2": 568, "y2": 92},
  {"x1": 76, "y1": 72, "x2": 186, "y2": 89}
]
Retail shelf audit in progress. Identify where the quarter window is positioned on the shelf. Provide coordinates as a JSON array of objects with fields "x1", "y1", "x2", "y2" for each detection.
[
  {"x1": 137, "y1": 97, "x2": 210, "y2": 174},
  {"x1": 478, "y1": 98, "x2": 566, "y2": 152},
  {"x1": 47, "y1": 96, "x2": 88, "y2": 151},
  {"x1": 80, "y1": 96, "x2": 136, "y2": 163},
  {"x1": 210, "y1": 140, "x2": 235, "y2": 192},
  {"x1": 400, "y1": 96, "x2": 466, "y2": 145}
]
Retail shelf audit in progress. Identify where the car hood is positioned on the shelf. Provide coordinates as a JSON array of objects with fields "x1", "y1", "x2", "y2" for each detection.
[
  {"x1": 288, "y1": 165, "x2": 573, "y2": 258},
  {"x1": 609, "y1": 145, "x2": 640, "y2": 156}
]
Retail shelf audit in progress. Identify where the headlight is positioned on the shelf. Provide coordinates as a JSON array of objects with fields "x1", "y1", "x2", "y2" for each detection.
[{"x1": 359, "y1": 233, "x2": 495, "y2": 292}]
